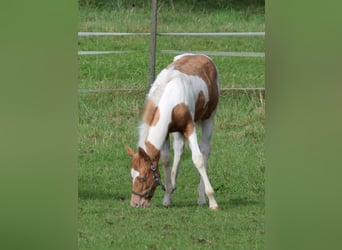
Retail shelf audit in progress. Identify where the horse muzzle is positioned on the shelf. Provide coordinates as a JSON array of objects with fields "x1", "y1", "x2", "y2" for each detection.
[{"x1": 130, "y1": 196, "x2": 151, "y2": 208}]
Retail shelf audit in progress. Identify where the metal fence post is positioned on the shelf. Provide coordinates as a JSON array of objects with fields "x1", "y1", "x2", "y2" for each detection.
[{"x1": 149, "y1": 0, "x2": 158, "y2": 89}]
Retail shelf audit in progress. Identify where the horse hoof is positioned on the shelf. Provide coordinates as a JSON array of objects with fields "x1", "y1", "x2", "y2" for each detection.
[
  {"x1": 197, "y1": 200, "x2": 206, "y2": 206},
  {"x1": 210, "y1": 205, "x2": 219, "y2": 211},
  {"x1": 162, "y1": 200, "x2": 172, "y2": 207}
]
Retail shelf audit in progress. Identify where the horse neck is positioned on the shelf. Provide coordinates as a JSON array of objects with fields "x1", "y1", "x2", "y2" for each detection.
[
  {"x1": 138, "y1": 97, "x2": 174, "y2": 160},
  {"x1": 138, "y1": 122, "x2": 151, "y2": 151},
  {"x1": 138, "y1": 70, "x2": 173, "y2": 158},
  {"x1": 138, "y1": 121, "x2": 166, "y2": 165},
  {"x1": 138, "y1": 109, "x2": 169, "y2": 147}
]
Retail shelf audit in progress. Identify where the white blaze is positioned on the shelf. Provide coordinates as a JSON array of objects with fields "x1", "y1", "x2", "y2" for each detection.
[{"x1": 130, "y1": 168, "x2": 140, "y2": 183}]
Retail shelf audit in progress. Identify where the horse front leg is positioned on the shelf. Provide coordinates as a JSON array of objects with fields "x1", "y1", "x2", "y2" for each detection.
[
  {"x1": 170, "y1": 132, "x2": 184, "y2": 192},
  {"x1": 160, "y1": 137, "x2": 172, "y2": 207},
  {"x1": 162, "y1": 133, "x2": 184, "y2": 207}
]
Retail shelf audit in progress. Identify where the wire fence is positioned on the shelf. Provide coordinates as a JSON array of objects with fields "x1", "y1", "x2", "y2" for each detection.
[
  {"x1": 78, "y1": 31, "x2": 265, "y2": 95},
  {"x1": 78, "y1": 31, "x2": 265, "y2": 57},
  {"x1": 78, "y1": 31, "x2": 265, "y2": 37},
  {"x1": 78, "y1": 88, "x2": 265, "y2": 99},
  {"x1": 78, "y1": 50, "x2": 264, "y2": 57}
]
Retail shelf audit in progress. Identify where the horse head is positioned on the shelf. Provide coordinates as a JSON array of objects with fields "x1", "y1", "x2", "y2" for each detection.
[{"x1": 125, "y1": 146, "x2": 164, "y2": 207}]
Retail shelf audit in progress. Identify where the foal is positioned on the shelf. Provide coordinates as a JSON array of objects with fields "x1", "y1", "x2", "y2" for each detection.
[{"x1": 125, "y1": 53, "x2": 219, "y2": 210}]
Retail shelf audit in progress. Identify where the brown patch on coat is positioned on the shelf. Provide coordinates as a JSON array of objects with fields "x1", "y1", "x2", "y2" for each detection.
[
  {"x1": 145, "y1": 141, "x2": 160, "y2": 167},
  {"x1": 168, "y1": 103, "x2": 194, "y2": 138},
  {"x1": 143, "y1": 100, "x2": 160, "y2": 126},
  {"x1": 168, "y1": 54, "x2": 219, "y2": 120},
  {"x1": 194, "y1": 90, "x2": 206, "y2": 121}
]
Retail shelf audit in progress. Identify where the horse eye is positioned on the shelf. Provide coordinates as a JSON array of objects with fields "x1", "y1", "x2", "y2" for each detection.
[{"x1": 137, "y1": 176, "x2": 147, "y2": 182}]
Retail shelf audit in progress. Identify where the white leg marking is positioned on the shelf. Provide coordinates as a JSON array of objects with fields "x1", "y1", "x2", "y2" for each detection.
[
  {"x1": 198, "y1": 118, "x2": 215, "y2": 205},
  {"x1": 188, "y1": 127, "x2": 218, "y2": 210}
]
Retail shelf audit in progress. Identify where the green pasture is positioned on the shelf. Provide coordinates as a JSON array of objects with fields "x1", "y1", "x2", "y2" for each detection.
[{"x1": 79, "y1": 2, "x2": 265, "y2": 249}]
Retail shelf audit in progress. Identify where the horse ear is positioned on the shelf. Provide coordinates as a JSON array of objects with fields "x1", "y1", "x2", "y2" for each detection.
[
  {"x1": 125, "y1": 145, "x2": 135, "y2": 157},
  {"x1": 138, "y1": 147, "x2": 150, "y2": 162}
]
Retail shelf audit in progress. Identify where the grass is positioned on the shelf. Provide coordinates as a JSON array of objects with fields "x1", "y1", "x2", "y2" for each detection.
[
  {"x1": 79, "y1": 3, "x2": 265, "y2": 249},
  {"x1": 79, "y1": 93, "x2": 265, "y2": 249}
]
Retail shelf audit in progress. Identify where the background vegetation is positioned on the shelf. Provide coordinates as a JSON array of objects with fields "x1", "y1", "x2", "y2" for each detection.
[
  {"x1": 78, "y1": 1, "x2": 265, "y2": 249},
  {"x1": 78, "y1": 0, "x2": 265, "y2": 10}
]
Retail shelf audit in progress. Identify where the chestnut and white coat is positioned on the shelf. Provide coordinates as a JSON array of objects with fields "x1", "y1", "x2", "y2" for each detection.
[{"x1": 125, "y1": 53, "x2": 219, "y2": 210}]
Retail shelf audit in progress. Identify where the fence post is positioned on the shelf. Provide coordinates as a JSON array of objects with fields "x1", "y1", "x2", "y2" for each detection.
[{"x1": 149, "y1": 0, "x2": 158, "y2": 89}]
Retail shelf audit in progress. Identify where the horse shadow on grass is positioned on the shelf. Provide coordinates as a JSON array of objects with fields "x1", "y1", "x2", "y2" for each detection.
[
  {"x1": 79, "y1": 189, "x2": 263, "y2": 211},
  {"x1": 151, "y1": 193, "x2": 263, "y2": 210},
  {"x1": 78, "y1": 189, "x2": 128, "y2": 202}
]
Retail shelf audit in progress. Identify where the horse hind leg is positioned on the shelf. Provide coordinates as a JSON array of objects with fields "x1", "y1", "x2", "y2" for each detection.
[
  {"x1": 197, "y1": 118, "x2": 215, "y2": 205},
  {"x1": 188, "y1": 124, "x2": 218, "y2": 210}
]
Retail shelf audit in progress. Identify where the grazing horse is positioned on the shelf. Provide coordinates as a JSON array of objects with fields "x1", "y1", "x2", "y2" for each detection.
[{"x1": 125, "y1": 53, "x2": 219, "y2": 210}]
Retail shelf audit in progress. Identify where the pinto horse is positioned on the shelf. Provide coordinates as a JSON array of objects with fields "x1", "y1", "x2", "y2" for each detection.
[{"x1": 125, "y1": 53, "x2": 219, "y2": 210}]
